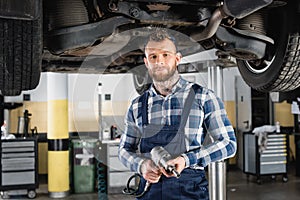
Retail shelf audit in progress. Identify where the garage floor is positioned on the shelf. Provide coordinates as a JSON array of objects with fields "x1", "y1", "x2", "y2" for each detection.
[{"x1": 2, "y1": 163, "x2": 300, "y2": 200}]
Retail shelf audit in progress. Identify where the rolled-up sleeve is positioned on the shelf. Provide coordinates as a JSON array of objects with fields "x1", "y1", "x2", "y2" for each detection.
[
  {"x1": 184, "y1": 90, "x2": 237, "y2": 168},
  {"x1": 118, "y1": 102, "x2": 145, "y2": 174}
]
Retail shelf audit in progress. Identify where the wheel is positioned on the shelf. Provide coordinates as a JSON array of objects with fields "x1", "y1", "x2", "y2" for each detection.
[
  {"x1": 282, "y1": 176, "x2": 288, "y2": 182},
  {"x1": 132, "y1": 65, "x2": 152, "y2": 95},
  {"x1": 256, "y1": 177, "x2": 261, "y2": 184},
  {"x1": 271, "y1": 175, "x2": 276, "y2": 180},
  {"x1": 0, "y1": 14, "x2": 42, "y2": 96},
  {"x1": 0, "y1": 191, "x2": 10, "y2": 199},
  {"x1": 237, "y1": 1, "x2": 300, "y2": 92},
  {"x1": 27, "y1": 190, "x2": 37, "y2": 199}
]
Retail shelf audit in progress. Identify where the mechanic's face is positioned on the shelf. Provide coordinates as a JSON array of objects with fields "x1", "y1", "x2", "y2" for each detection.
[{"x1": 144, "y1": 38, "x2": 181, "y2": 82}]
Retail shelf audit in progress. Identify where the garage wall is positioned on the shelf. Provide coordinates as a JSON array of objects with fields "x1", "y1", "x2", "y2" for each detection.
[
  {"x1": 274, "y1": 101, "x2": 294, "y2": 127},
  {"x1": 5, "y1": 73, "x2": 48, "y2": 174},
  {"x1": 68, "y1": 73, "x2": 139, "y2": 135},
  {"x1": 222, "y1": 67, "x2": 240, "y2": 128},
  {"x1": 5, "y1": 73, "x2": 48, "y2": 134},
  {"x1": 274, "y1": 101, "x2": 295, "y2": 161},
  {"x1": 4, "y1": 68, "x2": 295, "y2": 173},
  {"x1": 8, "y1": 68, "x2": 289, "y2": 139},
  {"x1": 4, "y1": 69, "x2": 239, "y2": 134}
]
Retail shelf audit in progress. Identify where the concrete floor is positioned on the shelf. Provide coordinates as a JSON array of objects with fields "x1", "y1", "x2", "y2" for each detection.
[
  {"x1": 1, "y1": 163, "x2": 300, "y2": 200},
  {"x1": 227, "y1": 164, "x2": 300, "y2": 200}
]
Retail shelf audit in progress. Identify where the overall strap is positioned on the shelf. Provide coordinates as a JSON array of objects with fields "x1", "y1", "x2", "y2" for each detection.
[
  {"x1": 139, "y1": 84, "x2": 201, "y2": 127},
  {"x1": 140, "y1": 91, "x2": 149, "y2": 126},
  {"x1": 178, "y1": 84, "x2": 200, "y2": 130}
]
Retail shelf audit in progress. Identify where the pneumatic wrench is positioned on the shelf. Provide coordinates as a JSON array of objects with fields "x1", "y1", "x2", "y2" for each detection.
[
  {"x1": 150, "y1": 146, "x2": 181, "y2": 178},
  {"x1": 123, "y1": 146, "x2": 181, "y2": 197},
  {"x1": 139, "y1": 146, "x2": 181, "y2": 196}
]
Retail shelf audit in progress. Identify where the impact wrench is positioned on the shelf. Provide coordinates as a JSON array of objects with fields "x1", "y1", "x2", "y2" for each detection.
[
  {"x1": 123, "y1": 146, "x2": 181, "y2": 197},
  {"x1": 138, "y1": 146, "x2": 181, "y2": 196},
  {"x1": 151, "y1": 146, "x2": 181, "y2": 178}
]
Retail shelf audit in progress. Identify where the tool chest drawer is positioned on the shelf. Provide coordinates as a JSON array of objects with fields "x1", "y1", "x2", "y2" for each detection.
[
  {"x1": 98, "y1": 141, "x2": 135, "y2": 193},
  {"x1": 0, "y1": 138, "x2": 38, "y2": 198},
  {"x1": 243, "y1": 132, "x2": 289, "y2": 184}
]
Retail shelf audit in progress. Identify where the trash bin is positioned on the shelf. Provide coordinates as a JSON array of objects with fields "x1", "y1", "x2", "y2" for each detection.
[{"x1": 72, "y1": 139, "x2": 97, "y2": 193}]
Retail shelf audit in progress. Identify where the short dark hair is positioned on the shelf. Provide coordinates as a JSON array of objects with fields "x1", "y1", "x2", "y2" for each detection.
[{"x1": 144, "y1": 28, "x2": 177, "y2": 51}]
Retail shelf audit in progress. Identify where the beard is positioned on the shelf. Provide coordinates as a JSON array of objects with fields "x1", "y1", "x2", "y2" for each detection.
[{"x1": 149, "y1": 63, "x2": 177, "y2": 82}]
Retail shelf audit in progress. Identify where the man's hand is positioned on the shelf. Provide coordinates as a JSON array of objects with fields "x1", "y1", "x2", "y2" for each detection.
[
  {"x1": 140, "y1": 159, "x2": 162, "y2": 183},
  {"x1": 160, "y1": 156, "x2": 186, "y2": 178}
]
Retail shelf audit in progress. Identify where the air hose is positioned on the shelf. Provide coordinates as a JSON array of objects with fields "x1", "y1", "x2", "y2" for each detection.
[{"x1": 122, "y1": 173, "x2": 151, "y2": 198}]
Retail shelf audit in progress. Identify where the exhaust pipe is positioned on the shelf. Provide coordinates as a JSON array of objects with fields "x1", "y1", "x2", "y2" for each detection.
[
  {"x1": 191, "y1": 6, "x2": 227, "y2": 41},
  {"x1": 191, "y1": 0, "x2": 273, "y2": 41}
]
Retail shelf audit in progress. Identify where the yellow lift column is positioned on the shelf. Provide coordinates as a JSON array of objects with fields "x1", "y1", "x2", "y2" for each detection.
[{"x1": 47, "y1": 73, "x2": 69, "y2": 198}]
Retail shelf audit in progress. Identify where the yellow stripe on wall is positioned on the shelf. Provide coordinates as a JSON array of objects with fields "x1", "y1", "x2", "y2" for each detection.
[
  {"x1": 274, "y1": 101, "x2": 294, "y2": 127},
  {"x1": 224, "y1": 101, "x2": 237, "y2": 165},
  {"x1": 224, "y1": 101, "x2": 236, "y2": 128},
  {"x1": 9, "y1": 102, "x2": 48, "y2": 133}
]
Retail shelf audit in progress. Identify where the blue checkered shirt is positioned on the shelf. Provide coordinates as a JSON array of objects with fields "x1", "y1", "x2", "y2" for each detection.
[{"x1": 119, "y1": 77, "x2": 236, "y2": 174}]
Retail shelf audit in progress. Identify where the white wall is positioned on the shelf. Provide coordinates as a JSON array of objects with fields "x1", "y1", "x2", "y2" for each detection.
[
  {"x1": 223, "y1": 67, "x2": 240, "y2": 101},
  {"x1": 68, "y1": 73, "x2": 139, "y2": 133},
  {"x1": 5, "y1": 73, "x2": 48, "y2": 102},
  {"x1": 182, "y1": 67, "x2": 240, "y2": 102},
  {"x1": 181, "y1": 72, "x2": 209, "y2": 88},
  {"x1": 4, "y1": 68, "x2": 239, "y2": 104},
  {"x1": 3, "y1": 68, "x2": 242, "y2": 134}
]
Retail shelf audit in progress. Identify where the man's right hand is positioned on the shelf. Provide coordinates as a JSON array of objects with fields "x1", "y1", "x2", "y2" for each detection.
[{"x1": 140, "y1": 159, "x2": 162, "y2": 183}]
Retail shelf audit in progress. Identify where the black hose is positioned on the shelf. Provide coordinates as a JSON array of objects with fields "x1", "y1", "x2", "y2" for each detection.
[{"x1": 122, "y1": 173, "x2": 151, "y2": 198}]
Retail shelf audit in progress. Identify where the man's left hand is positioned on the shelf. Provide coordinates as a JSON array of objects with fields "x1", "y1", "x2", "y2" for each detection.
[{"x1": 160, "y1": 156, "x2": 186, "y2": 178}]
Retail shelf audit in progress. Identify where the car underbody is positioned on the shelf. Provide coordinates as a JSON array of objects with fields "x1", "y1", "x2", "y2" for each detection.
[{"x1": 0, "y1": 0, "x2": 300, "y2": 96}]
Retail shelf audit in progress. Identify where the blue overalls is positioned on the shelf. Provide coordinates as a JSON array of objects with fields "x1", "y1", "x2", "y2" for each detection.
[{"x1": 137, "y1": 85, "x2": 209, "y2": 200}]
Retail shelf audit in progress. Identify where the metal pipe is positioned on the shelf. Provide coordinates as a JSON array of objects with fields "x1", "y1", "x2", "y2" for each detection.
[
  {"x1": 98, "y1": 83, "x2": 103, "y2": 140},
  {"x1": 209, "y1": 160, "x2": 227, "y2": 200},
  {"x1": 208, "y1": 65, "x2": 227, "y2": 200},
  {"x1": 191, "y1": 0, "x2": 272, "y2": 41},
  {"x1": 191, "y1": 7, "x2": 227, "y2": 42}
]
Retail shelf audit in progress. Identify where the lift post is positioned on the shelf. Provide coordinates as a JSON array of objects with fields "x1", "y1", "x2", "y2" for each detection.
[{"x1": 207, "y1": 66, "x2": 227, "y2": 200}]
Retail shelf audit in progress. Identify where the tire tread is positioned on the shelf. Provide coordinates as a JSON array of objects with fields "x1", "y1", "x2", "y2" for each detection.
[{"x1": 0, "y1": 16, "x2": 42, "y2": 96}]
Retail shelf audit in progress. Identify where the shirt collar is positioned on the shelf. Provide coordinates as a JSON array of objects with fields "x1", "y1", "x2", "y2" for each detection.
[{"x1": 148, "y1": 76, "x2": 188, "y2": 97}]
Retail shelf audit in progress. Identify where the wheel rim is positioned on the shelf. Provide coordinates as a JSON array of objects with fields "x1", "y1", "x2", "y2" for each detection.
[
  {"x1": 244, "y1": 56, "x2": 275, "y2": 74},
  {"x1": 28, "y1": 190, "x2": 36, "y2": 198}
]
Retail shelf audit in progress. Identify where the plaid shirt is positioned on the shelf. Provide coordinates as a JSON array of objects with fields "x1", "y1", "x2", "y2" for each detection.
[{"x1": 119, "y1": 77, "x2": 236, "y2": 174}]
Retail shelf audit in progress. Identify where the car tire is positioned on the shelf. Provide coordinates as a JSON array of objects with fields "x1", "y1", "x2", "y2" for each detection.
[
  {"x1": 0, "y1": 16, "x2": 42, "y2": 96},
  {"x1": 236, "y1": 2, "x2": 300, "y2": 92}
]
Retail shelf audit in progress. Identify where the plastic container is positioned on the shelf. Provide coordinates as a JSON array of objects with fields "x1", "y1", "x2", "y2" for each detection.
[{"x1": 72, "y1": 139, "x2": 97, "y2": 193}]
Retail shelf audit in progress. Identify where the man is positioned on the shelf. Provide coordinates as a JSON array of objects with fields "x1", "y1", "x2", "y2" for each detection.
[{"x1": 119, "y1": 29, "x2": 237, "y2": 199}]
